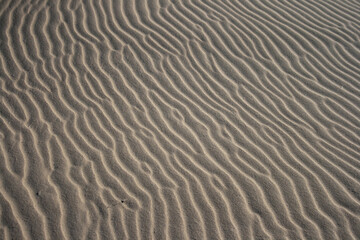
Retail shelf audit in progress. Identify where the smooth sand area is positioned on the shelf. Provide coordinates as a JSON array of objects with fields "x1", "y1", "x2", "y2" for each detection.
[{"x1": 1, "y1": 0, "x2": 360, "y2": 239}]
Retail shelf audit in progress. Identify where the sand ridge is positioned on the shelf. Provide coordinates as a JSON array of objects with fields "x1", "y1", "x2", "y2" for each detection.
[{"x1": 0, "y1": 0, "x2": 360, "y2": 239}]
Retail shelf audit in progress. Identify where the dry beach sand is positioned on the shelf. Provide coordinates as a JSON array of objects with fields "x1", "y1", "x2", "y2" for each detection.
[{"x1": 1, "y1": 0, "x2": 360, "y2": 239}]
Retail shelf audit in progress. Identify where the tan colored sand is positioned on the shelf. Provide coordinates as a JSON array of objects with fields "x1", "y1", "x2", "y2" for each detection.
[{"x1": 1, "y1": 0, "x2": 360, "y2": 239}]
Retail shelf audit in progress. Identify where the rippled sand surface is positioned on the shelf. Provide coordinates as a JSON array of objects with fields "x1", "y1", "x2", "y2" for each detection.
[{"x1": 1, "y1": 0, "x2": 360, "y2": 239}]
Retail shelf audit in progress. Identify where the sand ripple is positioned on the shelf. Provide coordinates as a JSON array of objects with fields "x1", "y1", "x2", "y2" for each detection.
[{"x1": 1, "y1": 0, "x2": 360, "y2": 239}]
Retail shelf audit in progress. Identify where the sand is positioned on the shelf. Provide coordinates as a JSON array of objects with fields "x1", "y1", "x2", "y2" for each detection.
[{"x1": 0, "y1": 0, "x2": 360, "y2": 239}]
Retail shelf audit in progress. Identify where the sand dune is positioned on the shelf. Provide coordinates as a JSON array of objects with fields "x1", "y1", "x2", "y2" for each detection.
[{"x1": 1, "y1": 0, "x2": 360, "y2": 239}]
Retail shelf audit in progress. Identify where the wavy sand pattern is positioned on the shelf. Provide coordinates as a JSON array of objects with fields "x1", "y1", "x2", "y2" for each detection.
[{"x1": 1, "y1": 0, "x2": 360, "y2": 239}]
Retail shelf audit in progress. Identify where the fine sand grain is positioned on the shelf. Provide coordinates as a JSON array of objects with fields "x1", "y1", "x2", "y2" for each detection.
[{"x1": 1, "y1": 0, "x2": 360, "y2": 239}]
